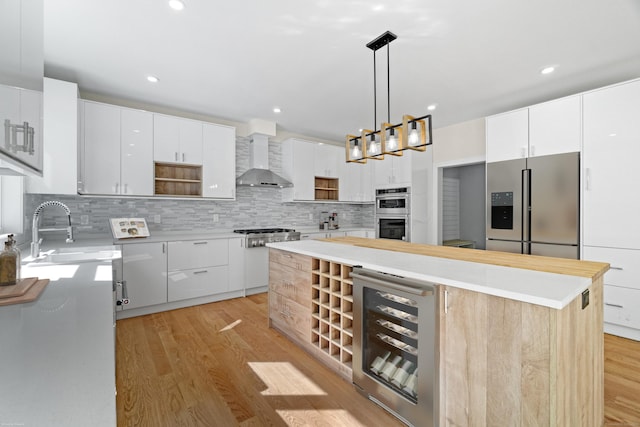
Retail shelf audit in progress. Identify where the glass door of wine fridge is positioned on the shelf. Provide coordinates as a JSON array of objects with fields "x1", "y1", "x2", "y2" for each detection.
[{"x1": 352, "y1": 267, "x2": 437, "y2": 427}]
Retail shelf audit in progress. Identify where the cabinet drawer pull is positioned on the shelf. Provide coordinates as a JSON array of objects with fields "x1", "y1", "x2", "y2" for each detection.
[
  {"x1": 604, "y1": 302, "x2": 623, "y2": 309},
  {"x1": 193, "y1": 241, "x2": 209, "y2": 245},
  {"x1": 193, "y1": 270, "x2": 208, "y2": 275},
  {"x1": 610, "y1": 266, "x2": 623, "y2": 271}
]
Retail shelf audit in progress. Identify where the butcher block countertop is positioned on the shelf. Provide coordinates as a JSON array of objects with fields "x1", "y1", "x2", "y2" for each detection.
[
  {"x1": 325, "y1": 236, "x2": 609, "y2": 279},
  {"x1": 267, "y1": 238, "x2": 609, "y2": 309}
]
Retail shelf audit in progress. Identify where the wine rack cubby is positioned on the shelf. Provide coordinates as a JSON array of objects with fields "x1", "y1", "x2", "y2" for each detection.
[{"x1": 311, "y1": 258, "x2": 354, "y2": 370}]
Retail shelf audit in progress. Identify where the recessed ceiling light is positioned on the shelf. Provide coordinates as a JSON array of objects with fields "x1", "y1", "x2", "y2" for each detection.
[
  {"x1": 609, "y1": 133, "x2": 617, "y2": 137},
  {"x1": 147, "y1": 75, "x2": 159, "y2": 83},
  {"x1": 541, "y1": 66, "x2": 556, "y2": 75},
  {"x1": 168, "y1": 0, "x2": 185, "y2": 11},
  {"x1": 273, "y1": 107, "x2": 281, "y2": 113},
  {"x1": 427, "y1": 104, "x2": 437, "y2": 111}
]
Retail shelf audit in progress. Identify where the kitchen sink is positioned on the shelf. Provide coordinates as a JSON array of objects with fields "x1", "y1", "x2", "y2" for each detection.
[{"x1": 24, "y1": 246, "x2": 121, "y2": 264}]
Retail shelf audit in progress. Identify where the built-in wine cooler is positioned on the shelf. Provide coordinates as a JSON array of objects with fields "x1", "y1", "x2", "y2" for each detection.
[{"x1": 352, "y1": 267, "x2": 437, "y2": 427}]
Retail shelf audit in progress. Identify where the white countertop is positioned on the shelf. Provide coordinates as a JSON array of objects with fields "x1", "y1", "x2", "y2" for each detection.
[
  {"x1": 0, "y1": 256, "x2": 117, "y2": 426},
  {"x1": 267, "y1": 240, "x2": 592, "y2": 309}
]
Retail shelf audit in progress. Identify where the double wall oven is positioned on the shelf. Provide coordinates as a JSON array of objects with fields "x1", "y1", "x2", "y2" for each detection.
[
  {"x1": 375, "y1": 187, "x2": 410, "y2": 241},
  {"x1": 352, "y1": 267, "x2": 437, "y2": 427}
]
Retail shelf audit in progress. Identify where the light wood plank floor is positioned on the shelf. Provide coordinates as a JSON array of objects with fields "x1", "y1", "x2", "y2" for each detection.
[
  {"x1": 116, "y1": 293, "x2": 640, "y2": 426},
  {"x1": 116, "y1": 293, "x2": 404, "y2": 426}
]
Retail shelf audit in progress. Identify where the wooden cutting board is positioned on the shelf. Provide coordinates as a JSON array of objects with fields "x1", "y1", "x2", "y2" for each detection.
[{"x1": 0, "y1": 278, "x2": 50, "y2": 306}]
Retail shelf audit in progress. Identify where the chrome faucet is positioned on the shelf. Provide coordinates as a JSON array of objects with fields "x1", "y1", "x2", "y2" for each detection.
[{"x1": 31, "y1": 201, "x2": 75, "y2": 258}]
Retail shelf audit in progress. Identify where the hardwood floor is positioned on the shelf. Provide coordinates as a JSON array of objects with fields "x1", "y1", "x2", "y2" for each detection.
[
  {"x1": 116, "y1": 293, "x2": 403, "y2": 426},
  {"x1": 116, "y1": 294, "x2": 640, "y2": 426},
  {"x1": 604, "y1": 334, "x2": 640, "y2": 425}
]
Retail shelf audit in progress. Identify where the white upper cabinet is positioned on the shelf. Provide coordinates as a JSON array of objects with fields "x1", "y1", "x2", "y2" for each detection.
[
  {"x1": 373, "y1": 152, "x2": 412, "y2": 188},
  {"x1": 202, "y1": 123, "x2": 236, "y2": 199},
  {"x1": 529, "y1": 95, "x2": 581, "y2": 157},
  {"x1": 120, "y1": 108, "x2": 153, "y2": 195},
  {"x1": 486, "y1": 108, "x2": 529, "y2": 163},
  {"x1": 486, "y1": 95, "x2": 581, "y2": 163},
  {"x1": 153, "y1": 114, "x2": 203, "y2": 165},
  {"x1": 27, "y1": 78, "x2": 77, "y2": 194},
  {"x1": 0, "y1": 0, "x2": 43, "y2": 175},
  {"x1": 314, "y1": 144, "x2": 341, "y2": 178},
  {"x1": 0, "y1": 84, "x2": 43, "y2": 174},
  {"x1": 81, "y1": 101, "x2": 120, "y2": 194},
  {"x1": 80, "y1": 100, "x2": 153, "y2": 195},
  {"x1": 281, "y1": 138, "x2": 315, "y2": 201},
  {"x1": 583, "y1": 79, "x2": 640, "y2": 250}
]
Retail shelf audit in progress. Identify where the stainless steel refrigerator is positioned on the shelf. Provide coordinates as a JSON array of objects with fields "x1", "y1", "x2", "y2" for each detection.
[{"x1": 486, "y1": 152, "x2": 579, "y2": 259}]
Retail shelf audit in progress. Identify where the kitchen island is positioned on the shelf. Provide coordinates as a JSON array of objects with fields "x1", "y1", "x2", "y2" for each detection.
[
  {"x1": 0, "y1": 253, "x2": 118, "y2": 426},
  {"x1": 266, "y1": 237, "x2": 609, "y2": 426}
]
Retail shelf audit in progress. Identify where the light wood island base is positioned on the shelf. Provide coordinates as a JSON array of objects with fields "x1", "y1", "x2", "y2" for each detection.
[{"x1": 268, "y1": 237, "x2": 609, "y2": 426}]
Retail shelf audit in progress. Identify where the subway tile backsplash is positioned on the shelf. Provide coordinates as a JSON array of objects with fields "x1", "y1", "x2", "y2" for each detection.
[{"x1": 24, "y1": 137, "x2": 374, "y2": 237}]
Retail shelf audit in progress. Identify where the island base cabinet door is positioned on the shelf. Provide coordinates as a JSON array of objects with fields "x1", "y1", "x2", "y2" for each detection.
[
  {"x1": 268, "y1": 291, "x2": 310, "y2": 344},
  {"x1": 168, "y1": 266, "x2": 228, "y2": 302},
  {"x1": 121, "y1": 242, "x2": 168, "y2": 310},
  {"x1": 439, "y1": 284, "x2": 603, "y2": 426}
]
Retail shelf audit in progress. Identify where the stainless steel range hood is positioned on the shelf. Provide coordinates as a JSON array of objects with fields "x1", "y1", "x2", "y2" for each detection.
[{"x1": 236, "y1": 134, "x2": 292, "y2": 188}]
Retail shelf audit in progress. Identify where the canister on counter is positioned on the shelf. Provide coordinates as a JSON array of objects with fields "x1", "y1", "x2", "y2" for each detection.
[{"x1": 0, "y1": 239, "x2": 18, "y2": 286}]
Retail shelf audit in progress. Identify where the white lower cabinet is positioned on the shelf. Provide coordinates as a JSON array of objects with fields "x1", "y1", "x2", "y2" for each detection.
[
  {"x1": 121, "y1": 242, "x2": 168, "y2": 310},
  {"x1": 167, "y1": 239, "x2": 229, "y2": 303},
  {"x1": 120, "y1": 237, "x2": 245, "y2": 315},
  {"x1": 168, "y1": 266, "x2": 229, "y2": 302},
  {"x1": 228, "y1": 238, "x2": 245, "y2": 292},
  {"x1": 583, "y1": 245, "x2": 640, "y2": 340}
]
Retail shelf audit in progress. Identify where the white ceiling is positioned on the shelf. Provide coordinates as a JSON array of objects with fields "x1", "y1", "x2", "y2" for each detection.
[{"x1": 44, "y1": 0, "x2": 640, "y2": 143}]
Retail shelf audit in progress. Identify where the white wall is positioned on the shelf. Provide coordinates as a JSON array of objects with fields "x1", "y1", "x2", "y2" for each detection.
[
  {"x1": 433, "y1": 118, "x2": 485, "y2": 165},
  {"x1": 430, "y1": 118, "x2": 486, "y2": 245}
]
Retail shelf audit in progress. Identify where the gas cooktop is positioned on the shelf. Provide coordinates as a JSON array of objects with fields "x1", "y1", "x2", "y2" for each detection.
[
  {"x1": 233, "y1": 228, "x2": 300, "y2": 247},
  {"x1": 233, "y1": 228, "x2": 295, "y2": 234}
]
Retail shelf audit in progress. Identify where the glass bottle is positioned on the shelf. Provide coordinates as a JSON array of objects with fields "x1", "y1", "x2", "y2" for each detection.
[
  {"x1": 0, "y1": 240, "x2": 18, "y2": 286},
  {"x1": 7, "y1": 234, "x2": 20, "y2": 282}
]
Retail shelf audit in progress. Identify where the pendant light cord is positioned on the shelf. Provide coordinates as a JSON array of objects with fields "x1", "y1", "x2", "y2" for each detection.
[
  {"x1": 373, "y1": 49, "x2": 377, "y2": 130},
  {"x1": 387, "y1": 42, "x2": 391, "y2": 123}
]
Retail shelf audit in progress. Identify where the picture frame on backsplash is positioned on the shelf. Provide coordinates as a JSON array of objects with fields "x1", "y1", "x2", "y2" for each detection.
[{"x1": 109, "y1": 218, "x2": 150, "y2": 239}]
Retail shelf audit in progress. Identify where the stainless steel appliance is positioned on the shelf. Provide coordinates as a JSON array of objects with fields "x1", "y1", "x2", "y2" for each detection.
[
  {"x1": 352, "y1": 267, "x2": 437, "y2": 427},
  {"x1": 375, "y1": 187, "x2": 410, "y2": 241},
  {"x1": 233, "y1": 228, "x2": 301, "y2": 291},
  {"x1": 486, "y1": 152, "x2": 579, "y2": 259}
]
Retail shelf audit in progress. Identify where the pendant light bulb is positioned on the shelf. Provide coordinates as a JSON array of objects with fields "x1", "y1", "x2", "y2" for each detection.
[
  {"x1": 408, "y1": 122, "x2": 420, "y2": 146},
  {"x1": 369, "y1": 134, "x2": 379, "y2": 155},
  {"x1": 352, "y1": 141, "x2": 362, "y2": 159},
  {"x1": 387, "y1": 128, "x2": 398, "y2": 151}
]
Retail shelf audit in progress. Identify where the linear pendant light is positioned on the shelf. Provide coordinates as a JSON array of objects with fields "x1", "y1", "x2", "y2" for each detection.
[{"x1": 345, "y1": 31, "x2": 433, "y2": 164}]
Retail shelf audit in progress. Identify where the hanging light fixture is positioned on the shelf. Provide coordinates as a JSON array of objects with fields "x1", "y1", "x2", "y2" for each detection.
[{"x1": 345, "y1": 31, "x2": 433, "y2": 163}]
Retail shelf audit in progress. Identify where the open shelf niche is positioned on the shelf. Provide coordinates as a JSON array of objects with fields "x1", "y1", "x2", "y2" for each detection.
[
  {"x1": 154, "y1": 162, "x2": 202, "y2": 197},
  {"x1": 314, "y1": 177, "x2": 339, "y2": 201}
]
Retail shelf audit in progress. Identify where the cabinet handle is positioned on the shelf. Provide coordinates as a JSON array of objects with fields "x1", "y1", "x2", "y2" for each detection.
[
  {"x1": 175, "y1": 152, "x2": 178, "y2": 162},
  {"x1": 162, "y1": 243, "x2": 166, "y2": 253},
  {"x1": 530, "y1": 145, "x2": 535, "y2": 157},
  {"x1": 182, "y1": 153, "x2": 185, "y2": 162},
  {"x1": 444, "y1": 289, "x2": 449, "y2": 314},
  {"x1": 124, "y1": 183, "x2": 128, "y2": 194},
  {"x1": 609, "y1": 266, "x2": 623, "y2": 271},
  {"x1": 585, "y1": 168, "x2": 591, "y2": 191},
  {"x1": 193, "y1": 241, "x2": 208, "y2": 245},
  {"x1": 193, "y1": 270, "x2": 208, "y2": 275},
  {"x1": 604, "y1": 302, "x2": 623, "y2": 309},
  {"x1": 115, "y1": 182, "x2": 119, "y2": 193},
  {"x1": 521, "y1": 146, "x2": 527, "y2": 158}
]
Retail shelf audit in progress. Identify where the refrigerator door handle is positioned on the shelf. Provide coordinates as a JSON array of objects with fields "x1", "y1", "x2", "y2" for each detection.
[{"x1": 522, "y1": 168, "x2": 531, "y2": 254}]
